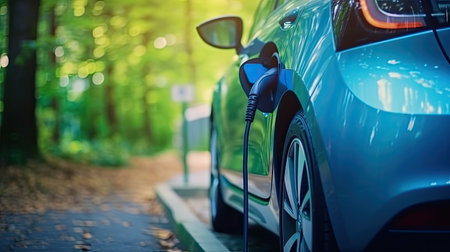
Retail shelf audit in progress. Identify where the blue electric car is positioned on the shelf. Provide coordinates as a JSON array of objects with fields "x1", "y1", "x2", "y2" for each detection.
[{"x1": 197, "y1": 0, "x2": 450, "y2": 251}]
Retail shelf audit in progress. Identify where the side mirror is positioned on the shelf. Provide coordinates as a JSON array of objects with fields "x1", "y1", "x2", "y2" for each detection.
[{"x1": 196, "y1": 15, "x2": 243, "y2": 54}]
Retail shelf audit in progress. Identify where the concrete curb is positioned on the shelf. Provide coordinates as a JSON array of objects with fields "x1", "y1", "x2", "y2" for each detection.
[{"x1": 155, "y1": 183, "x2": 230, "y2": 252}]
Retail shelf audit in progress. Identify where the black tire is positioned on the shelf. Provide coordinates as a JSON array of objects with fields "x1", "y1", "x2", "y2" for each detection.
[
  {"x1": 210, "y1": 122, "x2": 242, "y2": 232},
  {"x1": 279, "y1": 112, "x2": 337, "y2": 252}
]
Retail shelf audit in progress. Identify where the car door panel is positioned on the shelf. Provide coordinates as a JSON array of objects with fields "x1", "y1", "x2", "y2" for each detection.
[{"x1": 218, "y1": 0, "x2": 305, "y2": 199}]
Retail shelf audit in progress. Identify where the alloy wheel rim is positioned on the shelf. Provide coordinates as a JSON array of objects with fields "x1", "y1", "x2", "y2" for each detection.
[{"x1": 282, "y1": 138, "x2": 312, "y2": 252}]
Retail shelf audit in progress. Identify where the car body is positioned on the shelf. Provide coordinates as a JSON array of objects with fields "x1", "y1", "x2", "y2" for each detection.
[{"x1": 197, "y1": 0, "x2": 450, "y2": 251}]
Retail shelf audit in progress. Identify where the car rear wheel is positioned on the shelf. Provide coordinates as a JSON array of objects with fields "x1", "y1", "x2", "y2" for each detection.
[
  {"x1": 210, "y1": 122, "x2": 242, "y2": 232},
  {"x1": 280, "y1": 112, "x2": 337, "y2": 252}
]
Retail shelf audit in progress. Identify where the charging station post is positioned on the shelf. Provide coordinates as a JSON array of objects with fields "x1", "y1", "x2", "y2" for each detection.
[
  {"x1": 182, "y1": 101, "x2": 188, "y2": 183},
  {"x1": 171, "y1": 84, "x2": 194, "y2": 184}
]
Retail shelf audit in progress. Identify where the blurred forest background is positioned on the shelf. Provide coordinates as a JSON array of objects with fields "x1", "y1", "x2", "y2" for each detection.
[{"x1": 0, "y1": 0, "x2": 258, "y2": 166}]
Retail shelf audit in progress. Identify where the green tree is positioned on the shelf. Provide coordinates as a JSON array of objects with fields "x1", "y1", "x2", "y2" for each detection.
[
  {"x1": 0, "y1": 0, "x2": 41, "y2": 165},
  {"x1": 0, "y1": 0, "x2": 258, "y2": 165}
]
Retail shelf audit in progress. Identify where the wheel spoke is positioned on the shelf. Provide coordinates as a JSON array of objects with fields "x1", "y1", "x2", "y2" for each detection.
[
  {"x1": 210, "y1": 129, "x2": 218, "y2": 177},
  {"x1": 299, "y1": 190, "x2": 311, "y2": 218},
  {"x1": 293, "y1": 142, "x2": 299, "y2": 181},
  {"x1": 210, "y1": 177, "x2": 219, "y2": 217},
  {"x1": 302, "y1": 215, "x2": 313, "y2": 251},
  {"x1": 297, "y1": 144, "x2": 306, "y2": 171},
  {"x1": 283, "y1": 199, "x2": 296, "y2": 220},
  {"x1": 297, "y1": 143, "x2": 307, "y2": 204},
  {"x1": 284, "y1": 156, "x2": 298, "y2": 219},
  {"x1": 283, "y1": 231, "x2": 300, "y2": 252},
  {"x1": 300, "y1": 237, "x2": 311, "y2": 252},
  {"x1": 301, "y1": 191, "x2": 312, "y2": 251}
]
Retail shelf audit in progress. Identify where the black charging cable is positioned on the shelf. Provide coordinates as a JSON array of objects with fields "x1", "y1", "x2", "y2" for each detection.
[
  {"x1": 243, "y1": 120, "x2": 251, "y2": 252},
  {"x1": 242, "y1": 67, "x2": 278, "y2": 252}
]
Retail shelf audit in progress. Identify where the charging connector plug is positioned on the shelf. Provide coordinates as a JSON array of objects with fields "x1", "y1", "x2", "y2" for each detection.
[{"x1": 245, "y1": 67, "x2": 278, "y2": 122}]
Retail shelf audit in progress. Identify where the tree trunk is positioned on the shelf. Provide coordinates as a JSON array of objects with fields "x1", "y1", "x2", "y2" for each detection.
[
  {"x1": 51, "y1": 96, "x2": 60, "y2": 143},
  {"x1": 141, "y1": 33, "x2": 153, "y2": 143},
  {"x1": 84, "y1": 87, "x2": 98, "y2": 140},
  {"x1": 142, "y1": 85, "x2": 152, "y2": 142},
  {"x1": 0, "y1": 0, "x2": 41, "y2": 165},
  {"x1": 49, "y1": 5, "x2": 60, "y2": 145},
  {"x1": 105, "y1": 66, "x2": 117, "y2": 137},
  {"x1": 103, "y1": 6, "x2": 118, "y2": 138}
]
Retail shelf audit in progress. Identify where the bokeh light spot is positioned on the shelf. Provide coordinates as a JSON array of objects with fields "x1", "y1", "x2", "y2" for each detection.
[
  {"x1": 92, "y1": 1, "x2": 104, "y2": 15},
  {"x1": 94, "y1": 47, "x2": 105, "y2": 58},
  {"x1": 78, "y1": 64, "x2": 89, "y2": 78},
  {"x1": 154, "y1": 37, "x2": 167, "y2": 49},
  {"x1": 128, "y1": 25, "x2": 141, "y2": 36},
  {"x1": 87, "y1": 61, "x2": 97, "y2": 74},
  {"x1": 55, "y1": 46, "x2": 64, "y2": 58},
  {"x1": 60, "y1": 75, "x2": 69, "y2": 87},
  {"x1": 110, "y1": 16, "x2": 126, "y2": 28},
  {"x1": 95, "y1": 36, "x2": 108, "y2": 46},
  {"x1": 92, "y1": 72, "x2": 104, "y2": 85},
  {"x1": 74, "y1": 7, "x2": 85, "y2": 16},
  {"x1": 134, "y1": 45, "x2": 146, "y2": 57},
  {"x1": 0, "y1": 54, "x2": 9, "y2": 68},
  {"x1": 93, "y1": 26, "x2": 106, "y2": 38},
  {"x1": 0, "y1": 6, "x2": 7, "y2": 15}
]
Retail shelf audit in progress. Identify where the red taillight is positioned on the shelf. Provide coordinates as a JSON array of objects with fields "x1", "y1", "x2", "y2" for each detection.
[
  {"x1": 332, "y1": 0, "x2": 428, "y2": 50},
  {"x1": 391, "y1": 201, "x2": 450, "y2": 231},
  {"x1": 359, "y1": 0, "x2": 425, "y2": 29}
]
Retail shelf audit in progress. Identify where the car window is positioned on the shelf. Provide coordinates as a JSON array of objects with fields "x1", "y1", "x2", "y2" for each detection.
[{"x1": 248, "y1": 0, "x2": 277, "y2": 40}]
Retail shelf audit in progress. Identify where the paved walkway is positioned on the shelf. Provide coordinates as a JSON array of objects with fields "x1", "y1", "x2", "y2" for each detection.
[
  {"x1": 170, "y1": 171, "x2": 280, "y2": 251},
  {"x1": 0, "y1": 195, "x2": 184, "y2": 252},
  {"x1": 185, "y1": 196, "x2": 279, "y2": 252},
  {"x1": 0, "y1": 153, "x2": 204, "y2": 252}
]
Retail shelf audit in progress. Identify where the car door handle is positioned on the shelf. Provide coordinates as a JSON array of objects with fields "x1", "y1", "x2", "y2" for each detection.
[{"x1": 279, "y1": 8, "x2": 300, "y2": 29}]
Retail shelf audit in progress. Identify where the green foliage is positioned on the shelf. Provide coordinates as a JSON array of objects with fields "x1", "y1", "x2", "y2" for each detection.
[
  {"x1": 0, "y1": 0, "x2": 258, "y2": 165},
  {"x1": 53, "y1": 138, "x2": 129, "y2": 166}
]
